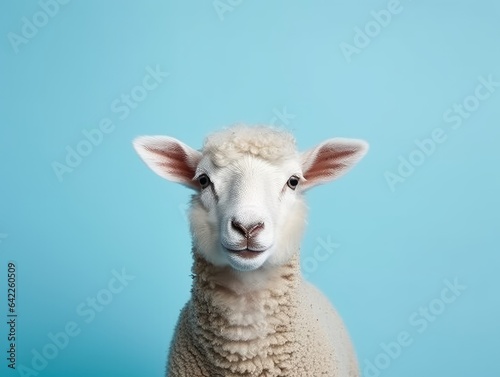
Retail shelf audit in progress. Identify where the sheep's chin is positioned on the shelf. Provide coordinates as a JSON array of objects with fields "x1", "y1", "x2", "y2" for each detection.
[{"x1": 225, "y1": 250, "x2": 271, "y2": 272}]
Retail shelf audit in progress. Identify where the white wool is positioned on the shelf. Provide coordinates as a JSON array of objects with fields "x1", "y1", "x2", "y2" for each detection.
[{"x1": 203, "y1": 124, "x2": 298, "y2": 167}]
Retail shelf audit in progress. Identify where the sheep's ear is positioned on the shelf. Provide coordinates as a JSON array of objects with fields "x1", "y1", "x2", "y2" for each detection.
[
  {"x1": 133, "y1": 136, "x2": 202, "y2": 189},
  {"x1": 300, "y1": 138, "x2": 368, "y2": 190}
]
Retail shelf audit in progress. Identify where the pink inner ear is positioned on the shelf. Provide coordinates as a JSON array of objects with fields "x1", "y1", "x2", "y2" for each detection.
[
  {"x1": 146, "y1": 144, "x2": 196, "y2": 183},
  {"x1": 304, "y1": 147, "x2": 355, "y2": 181}
]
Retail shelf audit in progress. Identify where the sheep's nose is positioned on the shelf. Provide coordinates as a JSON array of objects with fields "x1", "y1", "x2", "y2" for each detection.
[{"x1": 231, "y1": 220, "x2": 264, "y2": 238}]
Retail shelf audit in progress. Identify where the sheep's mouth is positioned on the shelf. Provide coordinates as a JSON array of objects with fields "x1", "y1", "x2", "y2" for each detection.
[{"x1": 224, "y1": 247, "x2": 267, "y2": 259}]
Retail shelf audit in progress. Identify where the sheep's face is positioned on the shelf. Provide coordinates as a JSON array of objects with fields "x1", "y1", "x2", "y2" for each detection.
[
  {"x1": 188, "y1": 153, "x2": 308, "y2": 271},
  {"x1": 134, "y1": 126, "x2": 368, "y2": 272}
]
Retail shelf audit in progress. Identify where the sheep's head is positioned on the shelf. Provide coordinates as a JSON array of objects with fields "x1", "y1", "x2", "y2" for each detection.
[{"x1": 134, "y1": 125, "x2": 368, "y2": 272}]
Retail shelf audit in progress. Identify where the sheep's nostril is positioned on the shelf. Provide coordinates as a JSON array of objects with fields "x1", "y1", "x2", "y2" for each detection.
[
  {"x1": 231, "y1": 220, "x2": 248, "y2": 237},
  {"x1": 231, "y1": 220, "x2": 264, "y2": 238},
  {"x1": 248, "y1": 222, "x2": 264, "y2": 237}
]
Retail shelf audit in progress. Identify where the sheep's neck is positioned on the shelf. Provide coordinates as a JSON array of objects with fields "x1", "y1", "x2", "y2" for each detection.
[{"x1": 189, "y1": 251, "x2": 300, "y2": 375}]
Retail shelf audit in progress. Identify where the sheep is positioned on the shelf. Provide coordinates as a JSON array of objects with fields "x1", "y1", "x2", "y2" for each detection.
[{"x1": 133, "y1": 125, "x2": 368, "y2": 377}]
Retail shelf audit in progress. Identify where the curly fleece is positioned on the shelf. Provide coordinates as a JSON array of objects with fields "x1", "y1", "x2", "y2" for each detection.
[
  {"x1": 202, "y1": 125, "x2": 298, "y2": 167},
  {"x1": 167, "y1": 252, "x2": 359, "y2": 377}
]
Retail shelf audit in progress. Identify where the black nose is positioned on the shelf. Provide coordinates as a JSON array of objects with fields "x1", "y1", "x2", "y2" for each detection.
[{"x1": 231, "y1": 220, "x2": 264, "y2": 238}]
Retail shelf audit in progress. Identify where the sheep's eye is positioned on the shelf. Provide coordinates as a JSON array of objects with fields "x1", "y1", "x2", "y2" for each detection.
[
  {"x1": 198, "y1": 174, "x2": 211, "y2": 189},
  {"x1": 287, "y1": 175, "x2": 300, "y2": 190}
]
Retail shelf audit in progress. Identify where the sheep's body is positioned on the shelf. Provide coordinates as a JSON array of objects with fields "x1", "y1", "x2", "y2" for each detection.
[
  {"x1": 168, "y1": 254, "x2": 358, "y2": 377},
  {"x1": 133, "y1": 125, "x2": 368, "y2": 377}
]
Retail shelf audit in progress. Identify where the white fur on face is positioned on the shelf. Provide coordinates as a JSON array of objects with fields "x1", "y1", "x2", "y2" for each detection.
[{"x1": 189, "y1": 154, "x2": 308, "y2": 272}]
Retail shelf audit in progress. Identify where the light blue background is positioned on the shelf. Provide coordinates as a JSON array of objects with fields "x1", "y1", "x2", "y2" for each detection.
[{"x1": 1, "y1": 1, "x2": 499, "y2": 376}]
